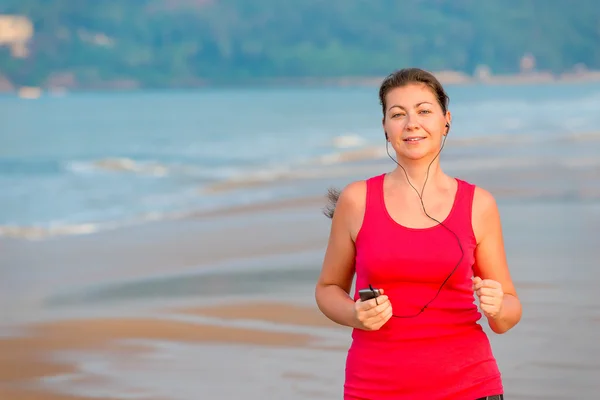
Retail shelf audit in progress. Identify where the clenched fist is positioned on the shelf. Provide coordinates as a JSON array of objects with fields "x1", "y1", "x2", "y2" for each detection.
[
  {"x1": 354, "y1": 288, "x2": 393, "y2": 331},
  {"x1": 473, "y1": 277, "x2": 504, "y2": 320}
]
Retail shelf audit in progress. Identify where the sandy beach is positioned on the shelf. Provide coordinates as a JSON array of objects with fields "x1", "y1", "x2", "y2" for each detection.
[{"x1": 2, "y1": 175, "x2": 600, "y2": 400}]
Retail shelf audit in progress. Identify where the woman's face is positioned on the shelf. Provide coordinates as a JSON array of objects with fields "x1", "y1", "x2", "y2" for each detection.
[{"x1": 382, "y1": 83, "x2": 451, "y2": 162}]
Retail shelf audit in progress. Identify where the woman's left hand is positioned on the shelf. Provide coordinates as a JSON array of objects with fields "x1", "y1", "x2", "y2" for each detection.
[{"x1": 473, "y1": 277, "x2": 504, "y2": 319}]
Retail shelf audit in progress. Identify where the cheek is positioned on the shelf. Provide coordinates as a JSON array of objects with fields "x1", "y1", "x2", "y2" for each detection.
[
  {"x1": 420, "y1": 117, "x2": 439, "y2": 128},
  {"x1": 385, "y1": 119, "x2": 406, "y2": 133},
  {"x1": 422, "y1": 120, "x2": 445, "y2": 136}
]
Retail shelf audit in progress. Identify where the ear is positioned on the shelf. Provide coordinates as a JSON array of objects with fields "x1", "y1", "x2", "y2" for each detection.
[{"x1": 444, "y1": 111, "x2": 452, "y2": 135}]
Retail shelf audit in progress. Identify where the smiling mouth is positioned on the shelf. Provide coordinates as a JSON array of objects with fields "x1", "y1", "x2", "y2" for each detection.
[{"x1": 403, "y1": 137, "x2": 426, "y2": 142}]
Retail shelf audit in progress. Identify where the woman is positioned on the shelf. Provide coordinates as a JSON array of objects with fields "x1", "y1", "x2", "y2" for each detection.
[{"x1": 315, "y1": 68, "x2": 522, "y2": 399}]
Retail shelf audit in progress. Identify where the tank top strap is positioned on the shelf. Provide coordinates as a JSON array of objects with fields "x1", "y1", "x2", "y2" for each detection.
[
  {"x1": 361, "y1": 173, "x2": 387, "y2": 227},
  {"x1": 449, "y1": 178, "x2": 476, "y2": 235}
]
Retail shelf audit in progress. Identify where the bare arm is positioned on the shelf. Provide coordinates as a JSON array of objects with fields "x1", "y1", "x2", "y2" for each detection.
[
  {"x1": 472, "y1": 187, "x2": 522, "y2": 334},
  {"x1": 315, "y1": 181, "x2": 366, "y2": 329}
]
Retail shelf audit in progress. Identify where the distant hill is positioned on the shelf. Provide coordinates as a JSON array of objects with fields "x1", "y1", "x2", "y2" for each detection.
[{"x1": 1, "y1": 0, "x2": 599, "y2": 90}]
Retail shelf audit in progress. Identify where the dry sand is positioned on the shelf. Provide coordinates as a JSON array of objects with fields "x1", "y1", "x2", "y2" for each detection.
[{"x1": 172, "y1": 302, "x2": 339, "y2": 328}]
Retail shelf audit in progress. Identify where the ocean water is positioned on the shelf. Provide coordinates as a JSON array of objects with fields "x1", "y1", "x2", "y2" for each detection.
[{"x1": 1, "y1": 82, "x2": 600, "y2": 239}]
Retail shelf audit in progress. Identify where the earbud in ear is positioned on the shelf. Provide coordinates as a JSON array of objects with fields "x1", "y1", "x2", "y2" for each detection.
[
  {"x1": 444, "y1": 123, "x2": 450, "y2": 136},
  {"x1": 385, "y1": 132, "x2": 389, "y2": 141}
]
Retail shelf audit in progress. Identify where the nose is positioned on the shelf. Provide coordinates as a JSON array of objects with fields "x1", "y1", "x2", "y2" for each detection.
[{"x1": 405, "y1": 115, "x2": 419, "y2": 130}]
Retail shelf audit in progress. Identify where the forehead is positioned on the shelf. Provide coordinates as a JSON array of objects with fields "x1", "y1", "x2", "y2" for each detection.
[{"x1": 386, "y1": 83, "x2": 437, "y2": 105}]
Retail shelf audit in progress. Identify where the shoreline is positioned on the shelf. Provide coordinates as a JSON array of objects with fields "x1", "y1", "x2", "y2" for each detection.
[
  {"x1": 2, "y1": 124, "x2": 600, "y2": 242},
  {"x1": 3, "y1": 70, "x2": 600, "y2": 96},
  {"x1": 2, "y1": 161, "x2": 600, "y2": 242}
]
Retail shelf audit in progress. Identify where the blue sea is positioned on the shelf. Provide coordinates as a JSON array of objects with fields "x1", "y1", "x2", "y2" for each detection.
[{"x1": 2, "y1": 82, "x2": 600, "y2": 239}]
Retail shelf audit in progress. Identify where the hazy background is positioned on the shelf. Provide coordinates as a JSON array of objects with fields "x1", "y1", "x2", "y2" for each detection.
[
  {"x1": 1, "y1": 1, "x2": 600, "y2": 400},
  {"x1": 1, "y1": 0, "x2": 600, "y2": 90}
]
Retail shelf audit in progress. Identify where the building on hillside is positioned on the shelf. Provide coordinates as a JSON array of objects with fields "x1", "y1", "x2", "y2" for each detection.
[{"x1": 0, "y1": 15, "x2": 34, "y2": 58}]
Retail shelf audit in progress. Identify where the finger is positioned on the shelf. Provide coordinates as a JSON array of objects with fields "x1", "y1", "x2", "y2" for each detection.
[
  {"x1": 480, "y1": 303, "x2": 498, "y2": 316},
  {"x1": 356, "y1": 295, "x2": 383, "y2": 308},
  {"x1": 479, "y1": 295, "x2": 497, "y2": 305},
  {"x1": 477, "y1": 287, "x2": 500, "y2": 297},
  {"x1": 472, "y1": 276, "x2": 482, "y2": 290},
  {"x1": 375, "y1": 302, "x2": 392, "y2": 318},
  {"x1": 382, "y1": 304, "x2": 393, "y2": 321},
  {"x1": 373, "y1": 311, "x2": 392, "y2": 329},
  {"x1": 371, "y1": 289, "x2": 385, "y2": 306},
  {"x1": 366, "y1": 299, "x2": 391, "y2": 318},
  {"x1": 372, "y1": 306, "x2": 393, "y2": 328},
  {"x1": 481, "y1": 279, "x2": 502, "y2": 289},
  {"x1": 372, "y1": 295, "x2": 388, "y2": 310},
  {"x1": 358, "y1": 295, "x2": 388, "y2": 311}
]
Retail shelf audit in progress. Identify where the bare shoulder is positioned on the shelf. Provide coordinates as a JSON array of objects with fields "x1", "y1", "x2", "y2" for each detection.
[
  {"x1": 338, "y1": 180, "x2": 367, "y2": 209},
  {"x1": 471, "y1": 185, "x2": 501, "y2": 244},
  {"x1": 473, "y1": 185, "x2": 498, "y2": 214},
  {"x1": 326, "y1": 180, "x2": 367, "y2": 240}
]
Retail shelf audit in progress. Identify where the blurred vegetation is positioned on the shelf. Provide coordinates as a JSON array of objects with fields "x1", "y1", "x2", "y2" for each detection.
[{"x1": 1, "y1": 0, "x2": 599, "y2": 88}]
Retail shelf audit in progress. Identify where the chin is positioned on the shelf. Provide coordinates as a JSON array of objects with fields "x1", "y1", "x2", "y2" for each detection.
[{"x1": 398, "y1": 149, "x2": 434, "y2": 161}]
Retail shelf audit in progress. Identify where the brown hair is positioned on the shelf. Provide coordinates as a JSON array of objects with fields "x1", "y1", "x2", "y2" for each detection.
[
  {"x1": 323, "y1": 68, "x2": 449, "y2": 219},
  {"x1": 322, "y1": 187, "x2": 340, "y2": 219},
  {"x1": 379, "y1": 68, "x2": 449, "y2": 116}
]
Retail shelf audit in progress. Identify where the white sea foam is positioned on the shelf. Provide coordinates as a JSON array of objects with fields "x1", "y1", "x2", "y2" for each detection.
[{"x1": 331, "y1": 134, "x2": 367, "y2": 149}]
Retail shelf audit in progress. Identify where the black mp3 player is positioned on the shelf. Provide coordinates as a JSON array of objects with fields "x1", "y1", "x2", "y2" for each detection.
[{"x1": 359, "y1": 287, "x2": 381, "y2": 302}]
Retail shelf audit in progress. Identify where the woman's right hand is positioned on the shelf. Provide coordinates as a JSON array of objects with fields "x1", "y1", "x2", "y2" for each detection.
[{"x1": 354, "y1": 289, "x2": 393, "y2": 331}]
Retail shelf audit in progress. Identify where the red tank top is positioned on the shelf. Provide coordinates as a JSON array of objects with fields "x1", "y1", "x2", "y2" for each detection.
[{"x1": 344, "y1": 173, "x2": 503, "y2": 400}]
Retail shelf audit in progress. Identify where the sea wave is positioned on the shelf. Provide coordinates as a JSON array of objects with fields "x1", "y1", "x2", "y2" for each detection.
[
  {"x1": 66, "y1": 158, "x2": 169, "y2": 177},
  {"x1": 64, "y1": 157, "x2": 241, "y2": 181},
  {"x1": 0, "y1": 223, "x2": 102, "y2": 240},
  {"x1": 4, "y1": 130, "x2": 600, "y2": 240},
  {"x1": 0, "y1": 209, "x2": 195, "y2": 240},
  {"x1": 13, "y1": 130, "x2": 600, "y2": 184},
  {"x1": 331, "y1": 134, "x2": 368, "y2": 149},
  {"x1": 199, "y1": 132, "x2": 550, "y2": 193}
]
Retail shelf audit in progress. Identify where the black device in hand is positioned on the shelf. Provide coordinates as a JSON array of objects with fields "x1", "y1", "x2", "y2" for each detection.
[{"x1": 359, "y1": 287, "x2": 381, "y2": 302}]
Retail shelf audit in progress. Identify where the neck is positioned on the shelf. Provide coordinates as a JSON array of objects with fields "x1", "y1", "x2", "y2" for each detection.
[{"x1": 390, "y1": 157, "x2": 445, "y2": 194}]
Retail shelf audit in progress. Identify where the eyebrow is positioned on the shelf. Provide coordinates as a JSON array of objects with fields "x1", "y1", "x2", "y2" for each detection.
[{"x1": 387, "y1": 101, "x2": 432, "y2": 111}]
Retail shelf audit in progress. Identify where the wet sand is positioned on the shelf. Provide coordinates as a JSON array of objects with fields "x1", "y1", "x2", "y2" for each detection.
[
  {"x1": 172, "y1": 302, "x2": 339, "y2": 328},
  {"x1": 0, "y1": 311, "x2": 322, "y2": 399}
]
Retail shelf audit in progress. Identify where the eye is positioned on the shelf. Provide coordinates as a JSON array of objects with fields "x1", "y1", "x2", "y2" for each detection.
[
  {"x1": 391, "y1": 113, "x2": 405, "y2": 118},
  {"x1": 419, "y1": 109, "x2": 432, "y2": 114}
]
